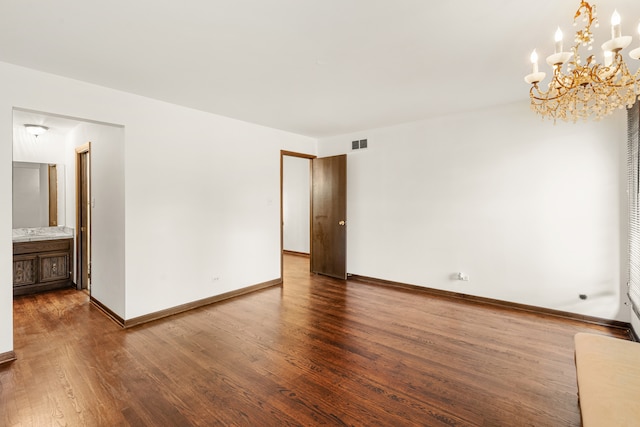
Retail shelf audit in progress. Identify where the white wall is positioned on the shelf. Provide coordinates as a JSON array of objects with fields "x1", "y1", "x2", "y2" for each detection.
[
  {"x1": 283, "y1": 155, "x2": 310, "y2": 253},
  {"x1": 1, "y1": 104, "x2": 10, "y2": 354},
  {"x1": 0, "y1": 60, "x2": 315, "y2": 355},
  {"x1": 318, "y1": 102, "x2": 630, "y2": 322},
  {"x1": 65, "y1": 122, "x2": 126, "y2": 317}
]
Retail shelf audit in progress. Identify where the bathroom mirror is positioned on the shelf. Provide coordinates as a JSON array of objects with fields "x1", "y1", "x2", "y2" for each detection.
[{"x1": 13, "y1": 162, "x2": 65, "y2": 228}]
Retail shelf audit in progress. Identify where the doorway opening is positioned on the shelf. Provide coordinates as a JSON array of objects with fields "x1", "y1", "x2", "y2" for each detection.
[
  {"x1": 280, "y1": 151, "x2": 315, "y2": 278},
  {"x1": 280, "y1": 151, "x2": 348, "y2": 280}
]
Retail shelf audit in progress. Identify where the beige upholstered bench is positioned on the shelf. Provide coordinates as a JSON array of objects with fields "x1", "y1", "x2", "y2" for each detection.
[{"x1": 574, "y1": 332, "x2": 640, "y2": 427}]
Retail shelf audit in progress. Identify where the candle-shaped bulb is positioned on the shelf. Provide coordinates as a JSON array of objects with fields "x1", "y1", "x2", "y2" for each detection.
[
  {"x1": 531, "y1": 49, "x2": 539, "y2": 73},
  {"x1": 612, "y1": 10, "x2": 621, "y2": 25},
  {"x1": 555, "y1": 27, "x2": 563, "y2": 53},
  {"x1": 604, "y1": 50, "x2": 613, "y2": 67},
  {"x1": 611, "y1": 10, "x2": 622, "y2": 39},
  {"x1": 637, "y1": 21, "x2": 640, "y2": 39}
]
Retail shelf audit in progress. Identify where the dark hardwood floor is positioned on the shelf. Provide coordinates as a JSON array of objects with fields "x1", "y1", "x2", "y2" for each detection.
[{"x1": 0, "y1": 254, "x2": 631, "y2": 426}]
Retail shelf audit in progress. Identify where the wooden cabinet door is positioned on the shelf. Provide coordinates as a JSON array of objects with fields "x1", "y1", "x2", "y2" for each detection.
[
  {"x1": 13, "y1": 255, "x2": 38, "y2": 287},
  {"x1": 39, "y1": 252, "x2": 69, "y2": 283}
]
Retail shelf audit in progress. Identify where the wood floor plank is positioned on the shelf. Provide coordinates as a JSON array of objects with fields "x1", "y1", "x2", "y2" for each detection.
[{"x1": 0, "y1": 254, "x2": 632, "y2": 426}]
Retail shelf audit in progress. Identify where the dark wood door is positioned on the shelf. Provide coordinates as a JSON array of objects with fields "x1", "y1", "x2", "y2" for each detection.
[
  {"x1": 311, "y1": 155, "x2": 347, "y2": 279},
  {"x1": 77, "y1": 150, "x2": 90, "y2": 290}
]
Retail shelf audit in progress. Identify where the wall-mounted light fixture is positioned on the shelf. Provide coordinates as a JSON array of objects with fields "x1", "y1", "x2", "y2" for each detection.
[{"x1": 24, "y1": 124, "x2": 49, "y2": 137}]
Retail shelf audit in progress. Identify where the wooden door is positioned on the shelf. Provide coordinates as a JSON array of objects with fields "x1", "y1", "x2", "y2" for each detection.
[
  {"x1": 311, "y1": 155, "x2": 347, "y2": 279},
  {"x1": 76, "y1": 144, "x2": 91, "y2": 291}
]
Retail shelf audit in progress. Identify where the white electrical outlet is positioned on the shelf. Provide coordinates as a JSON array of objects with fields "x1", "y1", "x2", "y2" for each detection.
[{"x1": 457, "y1": 272, "x2": 469, "y2": 281}]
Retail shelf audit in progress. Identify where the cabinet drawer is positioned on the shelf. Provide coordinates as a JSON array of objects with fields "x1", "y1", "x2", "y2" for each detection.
[
  {"x1": 14, "y1": 239, "x2": 72, "y2": 256},
  {"x1": 13, "y1": 255, "x2": 38, "y2": 287},
  {"x1": 39, "y1": 252, "x2": 70, "y2": 283}
]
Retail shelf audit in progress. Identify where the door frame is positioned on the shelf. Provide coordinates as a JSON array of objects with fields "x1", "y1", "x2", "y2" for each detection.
[
  {"x1": 48, "y1": 164, "x2": 58, "y2": 226},
  {"x1": 75, "y1": 142, "x2": 91, "y2": 292},
  {"x1": 280, "y1": 150, "x2": 316, "y2": 279}
]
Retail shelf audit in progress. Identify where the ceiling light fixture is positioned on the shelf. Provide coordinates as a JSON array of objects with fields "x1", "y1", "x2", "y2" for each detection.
[
  {"x1": 525, "y1": 1, "x2": 640, "y2": 122},
  {"x1": 24, "y1": 124, "x2": 49, "y2": 137}
]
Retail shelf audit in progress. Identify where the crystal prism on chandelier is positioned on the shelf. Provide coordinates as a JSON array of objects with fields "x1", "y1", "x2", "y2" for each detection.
[{"x1": 525, "y1": 1, "x2": 640, "y2": 122}]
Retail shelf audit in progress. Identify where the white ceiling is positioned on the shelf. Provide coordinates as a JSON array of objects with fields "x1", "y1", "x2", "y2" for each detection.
[{"x1": 2, "y1": 0, "x2": 640, "y2": 138}]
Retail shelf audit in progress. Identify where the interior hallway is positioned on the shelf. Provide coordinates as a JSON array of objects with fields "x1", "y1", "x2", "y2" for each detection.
[{"x1": 0, "y1": 254, "x2": 631, "y2": 426}]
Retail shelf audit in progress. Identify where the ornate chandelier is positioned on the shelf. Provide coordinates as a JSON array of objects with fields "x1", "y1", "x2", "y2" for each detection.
[{"x1": 525, "y1": 1, "x2": 640, "y2": 122}]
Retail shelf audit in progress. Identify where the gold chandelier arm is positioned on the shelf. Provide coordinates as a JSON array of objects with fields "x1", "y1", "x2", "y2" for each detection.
[
  {"x1": 530, "y1": 84, "x2": 569, "y2": 102},
  {"x1": 574, "y1": 1, "x2": 596, "y2": 28},
  {"x1": 552, "y1": 71, "x2": 575, "y2": 91}
]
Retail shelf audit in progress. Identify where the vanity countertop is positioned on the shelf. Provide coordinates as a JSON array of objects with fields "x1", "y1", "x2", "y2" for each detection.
[{"x1": 13, "y1": 227, "x2": 74, "y2": 243}]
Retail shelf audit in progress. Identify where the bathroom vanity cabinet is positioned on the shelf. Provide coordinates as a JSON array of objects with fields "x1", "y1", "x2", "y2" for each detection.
[{"x1": 13, "y1": 238, "x2": 73, "y2": 296}]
